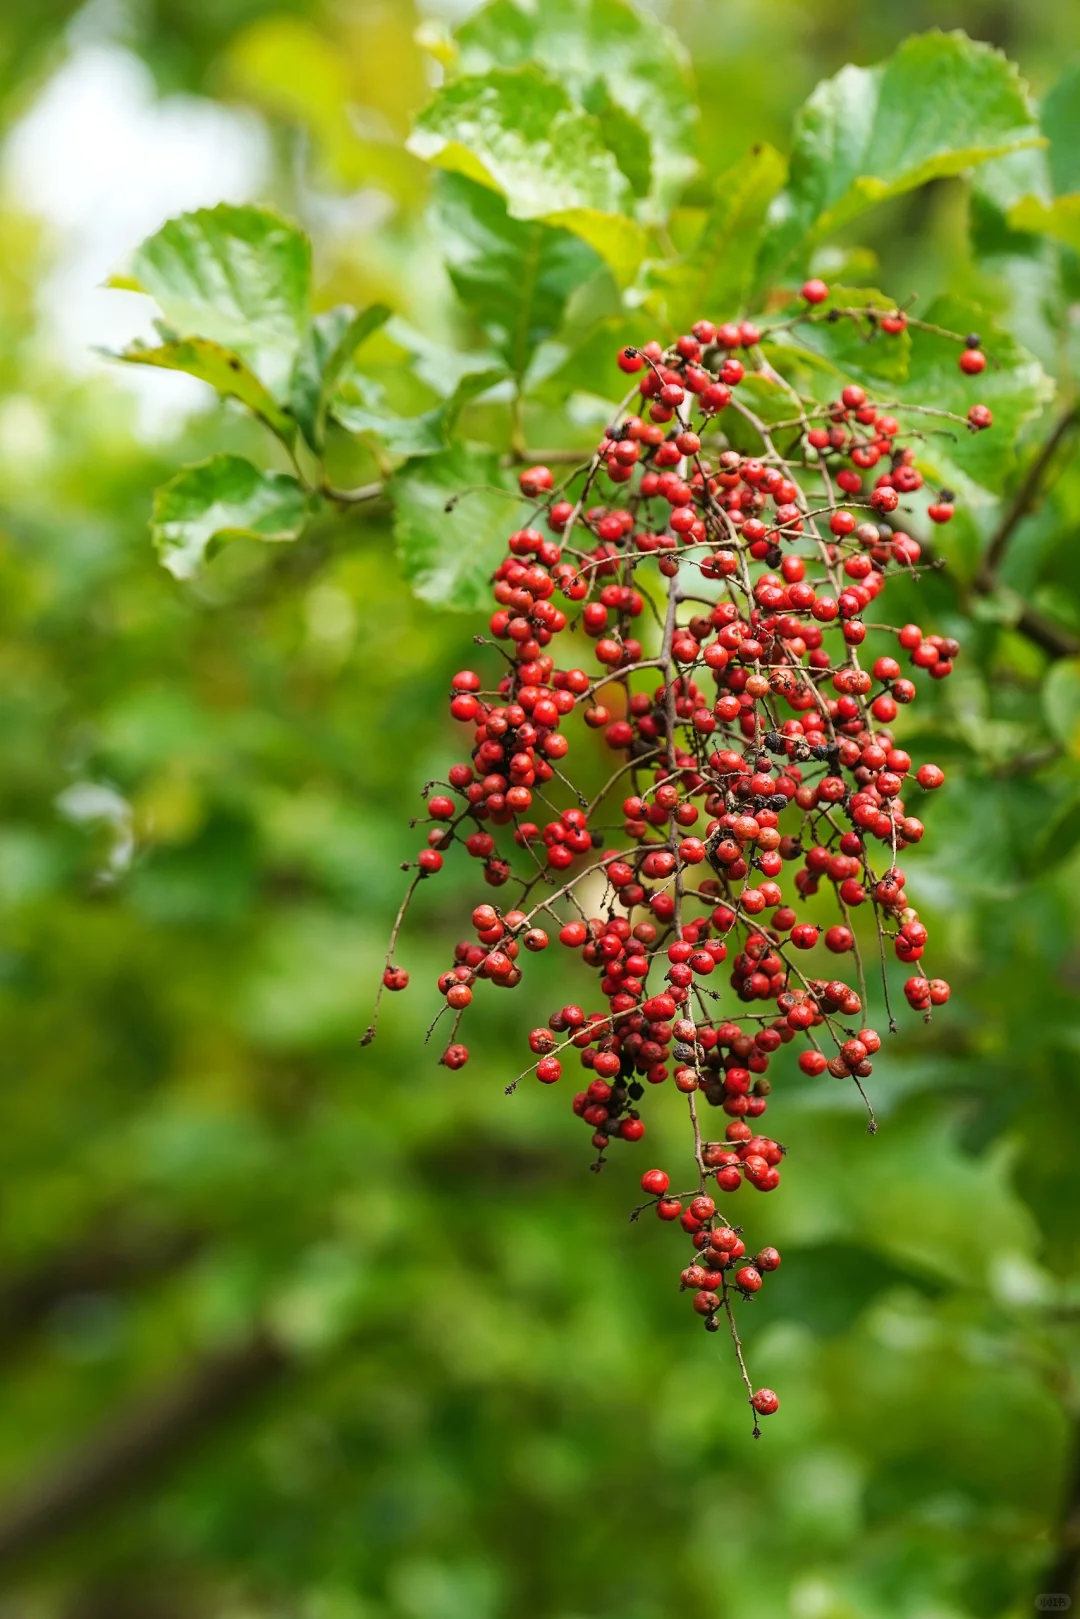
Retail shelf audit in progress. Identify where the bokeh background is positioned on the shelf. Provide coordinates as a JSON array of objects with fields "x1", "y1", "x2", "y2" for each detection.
[{"x1": 2, "y1": 1, "x2": 1080, "y2": 1616}]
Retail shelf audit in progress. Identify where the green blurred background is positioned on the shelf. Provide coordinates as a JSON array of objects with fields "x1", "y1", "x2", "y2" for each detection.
[{"x1": 1, "y1": 2, "x2": 1080, "y2": 1616}]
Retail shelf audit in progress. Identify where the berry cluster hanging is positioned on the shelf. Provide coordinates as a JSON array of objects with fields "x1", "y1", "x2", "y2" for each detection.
[{"x1": 367, "y1": 282, "x2": 992, "y2": 1435}]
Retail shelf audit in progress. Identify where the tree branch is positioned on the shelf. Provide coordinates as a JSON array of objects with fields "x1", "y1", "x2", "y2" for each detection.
[
  {"x1": 0, "y1": 1329, "x2": 290, "y2": 1570},
  {"x1": 1041, "y1": 1416, "x2": 1080, "y2": 1605},
  {"x1": 978, "y1": 404, "x2": 1078, "y2": 586},
  {"x1": 0, "y1": 1221, "x2": 203, "y2": 1354},
  {"x1": 963, "y1": 403, "x2": 1080, "y2": 659},
  {"x1": 1005, "y1": 602, "x2": 1080, "y2": 660}
]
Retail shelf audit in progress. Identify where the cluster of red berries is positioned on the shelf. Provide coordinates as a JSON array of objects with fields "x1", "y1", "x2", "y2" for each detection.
[{"x1": 369, "y1": 281, "x2": 990, "y2": 1433}]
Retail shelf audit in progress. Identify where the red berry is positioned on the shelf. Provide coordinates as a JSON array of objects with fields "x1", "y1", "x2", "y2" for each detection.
[
  {"x1": 519, "y1": 465, "x2": 553, "y2": 496},
  {"x1": 801, "y1": 278, "x2": 829, "y2": 304}
]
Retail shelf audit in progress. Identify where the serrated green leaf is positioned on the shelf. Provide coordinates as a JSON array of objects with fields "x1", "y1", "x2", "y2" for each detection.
[
  {"x1": 762, "y1": 287, "x2": 912, "y2": 389},
  {"x1": 431, "y1": 172, "x2": 603, "y2": 377},
  {"x1": 1043, "y1": 658, "x2": 1080, "y2": 757},
  {"x1": 333, "y1": 367, "x2": 506, "y2": 457},
  {"x1": 125, "y1": 205, "x2": 311, "y2": 396},
  {"x1": 391, "y1": 445, "x2": 527, "y2": 610},
  {"x1": 897, "y1": 295, "x2": 1053, "y2": 504},
  {"x1": 1041, "y1": 61, "x2": 1080, "y2": 197},
  {"x1": 289, "y1": 304, "x2": 391, "y2": 453},
  {"x1": 408, "y1": 68, "x2": 645, "y2": 283},
  {"x1": 151, "y1": 455, "x2": 313, "y2": 580},
  {"x1": 454, "y1": 0, "x2": 695, "y2": 213},
  {"x1": 112, "y1": 337, "x2": 296, "y2": 441},
  {"x1": 640, "y1": 144, "x2": 786, "y2": 330},
  {"x1": 755, "y1": 31, "x2": 1042, "y2": 294}
]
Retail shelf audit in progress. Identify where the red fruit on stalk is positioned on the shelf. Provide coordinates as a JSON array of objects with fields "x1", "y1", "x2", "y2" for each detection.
[{"x1": 369, "y1": 294, "x2": 979, "y2": 1426}]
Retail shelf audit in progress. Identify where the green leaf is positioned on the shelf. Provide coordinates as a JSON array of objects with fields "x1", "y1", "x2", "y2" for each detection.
[
  {"x1": 1008, "y1": 193, "x2": 1080, "y2": 254},
  {"x1": 408, "y1": 67, "x2": 645, "y2": 283},
  {"x1": 112, "y1": 337, "x2": 297, "y2": 441},
  {"x1": 762, "y1": 286, "x2": 912, "y2": 389},
  {"x1": 969, "y1": 148, "x2": 1064, "y2": 370},
  {"x1": 431, "y1": 172, "x2": 603, "y2": 378},
  {"x1": 454, "y1": 0, "x2": 696, "y2": 212},
  {"x1": 588, "y1": 91, "x2": 652, "y2": 201},
  {"x1": 1043, "y1": 658, "x2": 1080, "y2": 757},
  {"x1": 151, "y1": 455, "x2": 313, "y2": 580},
  {"x1": 1041, "y1": 61, "x2": 1080, "y2": 196},
  {"x1": 383, "y1": 317, "x2": 505, "y2": 398},
  {"x1": 1034, "y1": 789, "x2": 1080, "y2": 867},
  {"x1": 289, "y1": 304, "x2": 391, "y2": 453},
  {"x1": 533, "y1": 312, "x2": 655, "y2": 406},
  {"x1": 720, "y1": 372, "x2": 804, "y2": 460},
  {"x1": 332, "y1": 366, "x2": 506, "y2": 457},
  {"x1": 640, "y1": 144, "x2": 786, "y2": 330},
  {"x1": 896, "y1": 295, "x2": 1052, "y2": 502},
  {"x1": 123, "y1": 205, "x2": 311, "y2": 396},
  {"x1": 755, "y1": 32, "x2": 1042, "y2": 293},
  {"x1": 391, "y1": 444, "x2": 527, "y2": 610}
]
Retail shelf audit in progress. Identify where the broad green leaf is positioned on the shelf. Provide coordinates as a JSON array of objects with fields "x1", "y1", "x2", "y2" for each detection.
[
  {"x1": 897, "y1": 295, "x2": 1052, "y2": 503},
  {"x1": 454, "y1": 0, "x2": 696, "y2": 212},
  {"x1": 383, "y1": 316, "x2": 505, "y2": 397},
  {"x1": 969, "y1": 148, "x2": 1063, "y2": 369},
  {"x1": 721, "y1": 372, "x2": 804, "y2": 459},
  {"x1": 588, "y1": 91, "x2": 652, "y2": 201},
  {"x1": 755, "y1": 32, "x2": 1042, "y2": 293},
  {"x1": 1043, "y1": 658, "x2": 1080, "y2": 758},
  {"x1": 431, "y1": 172, "x2": 603, "y2": 377},
  {"x1": 408, "y1": 68, "x2": 645, "y2": 283},
  {"x1": 227, "y1": 18, "x2": 426, "y2": 203},
  {"x1": 533, "y1": 312, "x2": 655, "y2": 406},
  {"x1": 1008, "y1": 194, "x2": 1080, "y2": 254},
  {"x1": 1034, "y1": 790, "x2": 1080, "y2": 866},
  {"x1": 640, "y1": 144, "x2": 786, "y2": 330},
  {"x1": 1041, "y1": 61, "x2": 1080, "y2": 197},
  {"x1": 391, "y1": 444, "x2": 527, "y2": 610},
  {"x1": 542, "y1": 209, "x2": 645, "y2": 289},
  {"x1": 289, "y1": 304, "x2": 391, "y2": 453},
  {"x1": 762, "y1": 286, "x2": 912, "y2": 389},
  {"x1": 332, "y1": 366, "x2": 506, "y2": 457},
  {"x1": 123, "y1": 205, "x2": 311, "y2": 396},
  {"x1": 151, "y1": 455, "x2": 313, "y2": 580},
  {"x1": 112, "y1": 337, "x2": 295, "y2": 441}
]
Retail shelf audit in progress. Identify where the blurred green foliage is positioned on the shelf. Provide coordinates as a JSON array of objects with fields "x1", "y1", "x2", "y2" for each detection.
[{"x1": 1, "y1": 4, "x2": 1080, "y2": 1618}]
